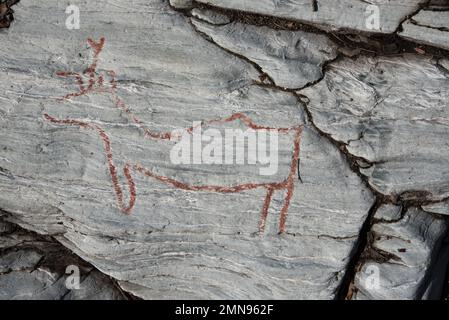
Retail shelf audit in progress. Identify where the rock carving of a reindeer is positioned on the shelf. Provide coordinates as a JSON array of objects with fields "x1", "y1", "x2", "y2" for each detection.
[{"x1": 43, "y1": 38, "x2": 304, "y2": 234}]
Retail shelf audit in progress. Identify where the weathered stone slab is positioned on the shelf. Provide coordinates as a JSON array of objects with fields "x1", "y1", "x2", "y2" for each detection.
[
  {"x1": 195, "y1": 0, "x2": 426, "y2": 34},
  {"x1": 374, "y1": 204, "x2": 402, "y2": 222},
  {"x1": 192, "y1": 19, "x2": 338, "y2": 88},
  {"x1": 0, "y1": 219, "x2": 125, "y2": 300},
  {"x1": 0, "y1": 0, "x2": 374, "y2": 299},
  {"x1": 169, "y1": 0, "x2": 193, "y2": 9},
  {"x1": 300, "y1": 54, "x2": 449, "y2": 201},
  {"x1": 439, "y1": 58, "x2": 449, "y2": 71},
  {"x1": 400, "y1": 9, "x2": 449, "y2": 51},
  {"x1": 191, "y1": 7, "x2": 231, "y2": 25},
  {"x1": 353, "y1": 206, "x2": 449, "y2": 300},
  {"x1": 423, "y1": 201, "x2": 449, "y2": 216}
]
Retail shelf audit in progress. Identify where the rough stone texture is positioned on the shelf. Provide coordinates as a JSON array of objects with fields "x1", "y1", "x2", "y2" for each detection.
[
  {"x1": 192, "y1": 20, "x2": 338, "y2": 88},
  {"x1": 400, "y1": 9, "x2": 449, "y2": 51},
  {"x1": 195, "y1": 0, "x2": 426, "y2": 34},
  {"x1": 440, "y1": 58, "x2": 449, "y2": 71},
  {"x1": 300, "y1": 55, "x2": 449, "y2": 201},
  {"x1": 169, "y1": 0, "x2": 193, "y2": 9},
  {"x1": 0, "y1": 0, "x2": 374, "y2": 299},
  {"x1": 352, "y1": 207, "x2": 449, "y2": 300},
  {"x1": 0, "y1": 219, "x2": 125, "y2": 300},
  {"x1": 374, "y1": 204, "x2": 402, "y2": 222},
  {"x1": 423, "y1": 201, "x2": 449, "y2": 217},
  {"x1": 1, "y1": 0, "x2": 449, "y2": 300},
  {"x1": 191, "y1": 8, "x2": 231, "y2": 25}
]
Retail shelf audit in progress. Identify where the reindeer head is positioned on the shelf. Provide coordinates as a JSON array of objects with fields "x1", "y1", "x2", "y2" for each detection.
[{"x1": 56, "y1": 37, "x2": 117, "y2": 100}]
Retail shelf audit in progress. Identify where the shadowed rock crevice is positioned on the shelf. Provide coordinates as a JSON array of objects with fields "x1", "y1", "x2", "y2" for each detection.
[
  {"x1": 349, "y1": 206, "x2": 449, "y2": 299},
  {"x1": 0, "y1": 0, "x2": 19, "y2": 28},
  {"x1": 190, "y1": 0, "x2": 428, "y2": 34},
  {"x1": 341, "y1": 203, "x2": 449, "y2": 299},
  {"x1": 172, "y1": 0, "x2": 449, "y2": 56},
  {"x1": 335, "y1": 200, "x2": 381, "y2": 300}
]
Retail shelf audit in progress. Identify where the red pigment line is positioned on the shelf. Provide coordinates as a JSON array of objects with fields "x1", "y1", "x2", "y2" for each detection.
[
  {"x1": 56, "y1": 72, "x2": 85, "y2": 88},
  {"x1": 176, "y1": 113, "x2": 300, "y2": 139},
  {"x1": 56, "y1": 38, "x2": 108, "y2": 100},
  {"x1": 56, "y1": 38, "x2": 302, "y2": 141},
  {"x1": 83, "y1": 38, "x2": 105, "y2": 93},
  {"x1": 123, "y1": 163, "x2": 137, "y2": 214},
  {"x1": 91, "y1": 126, "x2": 137, "y2": 213},
  {"x1": 55, "y1": 71, "x2": 87, "y2": 100},
  {"x1": 209, "y1": 113, "x2": 297, "y2": 133},
  {"x1": 43, "y1": 113, "x2": 91, "y2": 128},
  {"x1": 133, "y1": 164, "x2": 287, "y2": 193},
  {"x1": 109, "y1": 91, "x2": 298, "y2": 141},
  {"x1": 87, "y1": 37, "x2": 105, "y2": 57},
  {"x1": 43, "y1": 113, "x2": 136, "y2": 214},
  {"x1": 110, "y1": 93, "x2": 173, "y2": 140},
  {"x1": 278, "y1": 127, "x2": 303, "y2": 234},
  {"x1": 84, "y1": 38, "x2": 105, "y2": 75},
  {"x1": 259, "y1": 188, "x2": 274, "y2": 235},
  {"x1": 278, "y1": 181, "x2": 294, "y2": 234},
  {"x1": 96, "y1": 126, "x2": 124, "y2": 207}
]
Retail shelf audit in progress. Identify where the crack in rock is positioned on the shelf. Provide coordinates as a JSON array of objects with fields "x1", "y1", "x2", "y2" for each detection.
[
  {"x1": 0, "y1": 0, "x2": 377, "y2": 299},
  {"x1": 191, "y1": 18, "x2": 338, "y2": 89},
  {"x1": 0, "y1": 218, "x2": 129, "y2": 299},
  {"x1": 399, "y1": 5, "x2": 449, "y2": 50},
  {"x1": 351, "y1": 206, "x2": 449, "y2": 299},
  {"x1": 194, "y1": 0, "x2": 428, "y2": 34},
  {"x1": 299, "y1": 54, "x2": 449, "y2": 203}
]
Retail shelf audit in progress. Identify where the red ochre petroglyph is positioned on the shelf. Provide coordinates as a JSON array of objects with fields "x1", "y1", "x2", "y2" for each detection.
[{"x1": 44, "y1": 38, "x2": 304, "y2": 235}]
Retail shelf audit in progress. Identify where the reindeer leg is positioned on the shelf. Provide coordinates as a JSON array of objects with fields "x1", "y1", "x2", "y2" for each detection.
[
  {"x1": 121, "y1": 163, "x2": 137, "y2": 214},
  {"x1": 43, "y1": 113, "x2": 137, "y2": 214},
  {"x1": 96, "y1": 127, "x2": 138, "y2": 214},
  {"x1": 258, "y1": 187, "x2": 274, "y2": 235},
  {"x1": 55, "y1": 71, "x2": 87, "y2": 100},
  {"x1": 278, "y1": 126, "x2": 302, "y2": 234},
  {"x1": 278, "y1": 180, "x2": 295, "y2": 235}
]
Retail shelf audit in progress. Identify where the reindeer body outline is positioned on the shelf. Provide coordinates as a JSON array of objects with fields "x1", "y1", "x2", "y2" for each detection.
[{"x1": 44, "y1": 38, "x2": 304, "y2": 234}]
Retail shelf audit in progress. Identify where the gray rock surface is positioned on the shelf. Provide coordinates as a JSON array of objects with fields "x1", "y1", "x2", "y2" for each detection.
[
  {"x1": 0, "y1": 219, "x2": 125, "y2": 300},
  {"x1": 300, "y1": 55, "x2": 449, "y2": 201},
  {"x1": 191, "y1": 7, "x2": 231, "y2": 25},
  {"x1": 0, "y1": 0, "x2": 374, "y2": 299},
  {"x1": 191, "y1": 20, "x2": 338, "y2": 88},
  {"x1": 1, "y1": 0, "x2": 449, "y2": 300},
  {"x1": 374, "y1": 204, "x2": 402, "y2": 222},
  {"x1": 423, "y1": 201, "x2": 449, "y2": 216},
  {"x1": 195, "y1": 0, "x2": 426, "y2": 33},
  {"x1": 353, "y1": 207, "x2": 449, "y2": 300},
  {"x1": 169, "y1": 0, "x2": 193, "y2": 9},
  {"x1": 400, "y1": 8, "x2": 449, "y2": 51}
]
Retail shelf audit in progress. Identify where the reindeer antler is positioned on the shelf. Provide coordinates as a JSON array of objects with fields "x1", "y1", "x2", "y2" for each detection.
[
  {"x1": 87, "y1": 37, "x2": 105, "y2": 57},
  {"x1": 56, "y1": 37, "x2": 116, "y2": 100}
]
